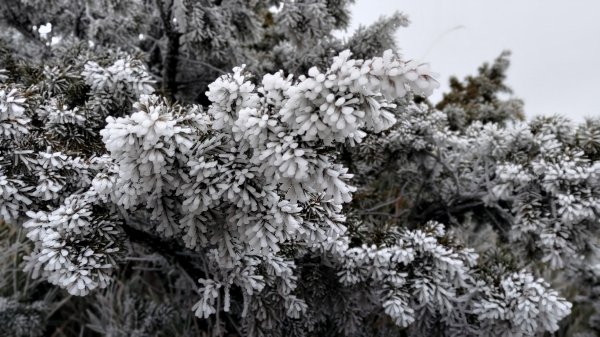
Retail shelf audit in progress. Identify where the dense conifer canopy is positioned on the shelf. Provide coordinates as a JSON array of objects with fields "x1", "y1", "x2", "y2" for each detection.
[{"x1": 0, "y1": 1, "x2": 599, "y2": 336}]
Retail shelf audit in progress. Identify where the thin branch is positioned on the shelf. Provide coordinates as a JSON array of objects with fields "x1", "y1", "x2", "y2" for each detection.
[
  {"x1": 363, "y1": 196, "x2": 404, "y2": 213},
  {"x1": 175, "y1": 56, "x2": 227, "y2": 74},
  {"x1": 424, "y1": 150, "x2": 461, "y2": 197},
  {"x1": 121, "y1": 221, "x2": 206, "y2": 282},
  {"x1": 155, "y1": 0, "x2": 182, "y2": 99}
]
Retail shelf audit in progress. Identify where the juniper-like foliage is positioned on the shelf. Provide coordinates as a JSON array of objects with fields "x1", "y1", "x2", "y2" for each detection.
[{"x1": 0, "y1": 1, "x2": 597, "y2": 336}]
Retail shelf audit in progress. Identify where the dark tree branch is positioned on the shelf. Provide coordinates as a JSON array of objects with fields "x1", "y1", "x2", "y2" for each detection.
[
  {"x1": 73, "y1": 5, "x2": 87, "y2": 39},
  {"x1": 121, "y1": 221, "x2": 206, "y2": 282},
  {"x1": 120, "y1": 219, "x2": 246, "y2": 336},
  {"x1": 156, "y1": 0, "x2": 182, "y2": 100}
]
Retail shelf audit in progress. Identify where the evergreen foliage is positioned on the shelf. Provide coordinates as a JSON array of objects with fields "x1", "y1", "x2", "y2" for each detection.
[{"x1": 0, "y1": 1, "x2": 598, "y2": 336}]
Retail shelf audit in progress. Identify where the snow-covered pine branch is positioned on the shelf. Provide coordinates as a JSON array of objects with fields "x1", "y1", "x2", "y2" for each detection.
[{"x1": 0, "y1": 3, "x2": 592, "y2": 333}]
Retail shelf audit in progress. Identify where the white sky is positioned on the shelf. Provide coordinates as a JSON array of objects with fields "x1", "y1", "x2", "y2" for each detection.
[{"x1": 347, "y1": 0, "x2": 600, "y2": 121}]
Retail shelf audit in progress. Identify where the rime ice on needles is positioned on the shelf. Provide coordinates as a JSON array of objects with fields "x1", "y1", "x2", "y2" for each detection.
[
  {"x1": 206, "y1": 49, "x2": 437, "y2": 206},
  {"x1": 101, "y1": 95, "x2": 204, "y2": 236},
  {"x1": 0, "y1": 69, "x2": 8, "y2": 82},
  {"x1": 387, "y1": 113, "x2": 600, "y2": 271},
  {"x1": 280, "y1": 49, "x2": 439, "y2": 145},
  {"x1": 338, "y1": 221, "x2": 476, "y2": 328},
  {"x1": 82, "y1": 56, "x2": 155, "y2": 115},
  {"x1": 0, "y1": 35, "x2": 581, "y2": 336},
  {"x1": 0, "y1": 85, "x2": 34, "y2": 222},
  {"x1": 23, "y1": 191, "x2": 122, "y2": 296},
  {"x1": 42, "y1": 99, "x2": 86, "y2": 128},
  {"x1": 0, "y1": 166, "x2": 32, "y2": 222},
  {"x1": 0, "y1": 52, "x2": 159, "y2": 298},
  {"x1": 474, "y1": 272, "x2": 572, "y2": 336},
  {"x1": 0, "y1": 86, "x2": 30, "y2": 139},
  {"x1": 186, "y1": 49, "x2": 440, "y2": 324},
  {"x1": 0, "y1": 297, "x2": 46, "y2": 337},
  {"x1": 83, "y1": 58, "x2": 155, "y2": 97}
]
